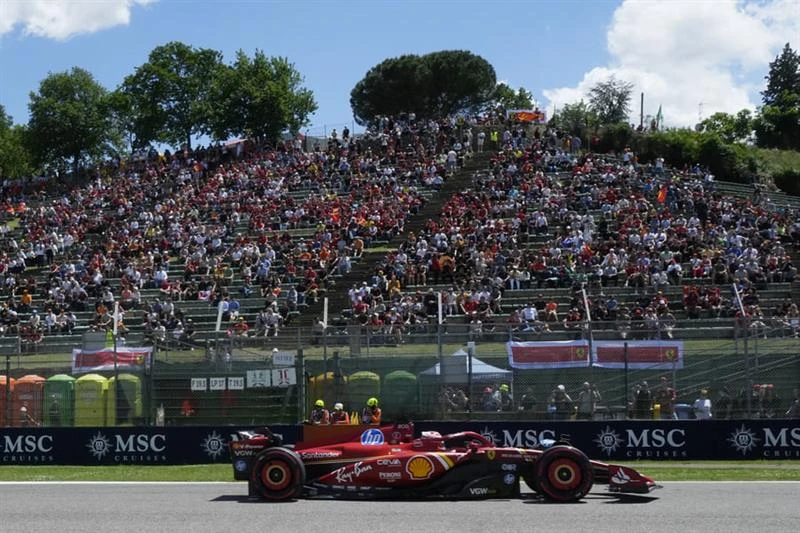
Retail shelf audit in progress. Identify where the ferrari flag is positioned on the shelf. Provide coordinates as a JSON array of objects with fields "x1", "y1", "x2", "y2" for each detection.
[
  {"x1": 506, "y1": 109, "x2": 546, "y2": 123},
  {"x1": 507, "y1": 340, "x2": 590, "y2": 369},
  {"x1": 592, "y1": 341, "x2": 683, "y2": 369},
  {"x1": 72, "y1": 346, "x2": 153, "y2": 374}
]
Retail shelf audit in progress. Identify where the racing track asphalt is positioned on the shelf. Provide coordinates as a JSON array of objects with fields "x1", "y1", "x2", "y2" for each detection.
[{"x1": 1, "y1": 482, "x2": 798, "y2": 533}]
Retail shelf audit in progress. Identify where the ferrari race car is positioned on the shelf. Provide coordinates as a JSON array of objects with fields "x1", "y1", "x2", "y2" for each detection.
[{"x1": 230, "y1": 422, "x2": 659, "y2": 502}]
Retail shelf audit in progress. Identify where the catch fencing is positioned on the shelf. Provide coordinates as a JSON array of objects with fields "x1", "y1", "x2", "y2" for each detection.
[{"x1": 1, "y1": 319, "x2": 798, "y2": 428}]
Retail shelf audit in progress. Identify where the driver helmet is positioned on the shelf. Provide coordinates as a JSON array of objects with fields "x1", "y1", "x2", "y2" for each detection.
[{"x1": 315, "y1": 399, "x2": 325, "y2": 408}]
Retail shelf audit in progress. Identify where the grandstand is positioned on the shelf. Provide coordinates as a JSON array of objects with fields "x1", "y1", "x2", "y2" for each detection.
[
  {"x1": 1, "y1": 117, "x2": 798, "y2": 424},
  {"x1": 0, "y1": 119, "x2": 798, "y2": 350}
]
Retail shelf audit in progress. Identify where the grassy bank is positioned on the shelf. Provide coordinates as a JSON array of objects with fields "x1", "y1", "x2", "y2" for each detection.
[{"x1": 1, "y1": 462, "x2": 799, "y2": 482}]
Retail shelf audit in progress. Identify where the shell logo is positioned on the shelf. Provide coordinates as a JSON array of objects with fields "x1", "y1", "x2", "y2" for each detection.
[{"x1": 406, "y1": 455, "x2": 434, "y2": 479}]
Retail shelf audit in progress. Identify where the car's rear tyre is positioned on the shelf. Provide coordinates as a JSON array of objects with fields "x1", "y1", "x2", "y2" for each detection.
[
  {"x1": 250, "y1": 447, "x2": 305, "y2": 501},
  {"x1": 534, "y1": 445, "x2": 593, "y2": 502}
]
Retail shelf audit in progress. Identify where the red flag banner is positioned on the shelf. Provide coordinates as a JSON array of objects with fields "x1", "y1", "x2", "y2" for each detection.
[
  {"x1": 506, "y1": 109, "x2": 547, "y2": 123},
  {"x1": 72, "y1": 347, "x2": 153, "y2": 374},
  {"x1": 507, "y1": 340, "x2": 590, "y2": 369},
  {"x1": 592, "y1": 341, "x2": 683, "y2": 369}
]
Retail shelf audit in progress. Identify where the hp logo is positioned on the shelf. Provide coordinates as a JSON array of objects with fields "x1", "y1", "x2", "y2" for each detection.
[{"x1": 360, "y1": 428, "x2": 385, "y2": 446}]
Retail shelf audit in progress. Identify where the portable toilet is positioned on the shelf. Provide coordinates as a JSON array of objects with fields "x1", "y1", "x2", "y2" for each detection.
[
  {"x1": 0, "y1": 376, "x2": 14, "y2": 427},
  {"x1": 44, "y1": 374, "x2": 76, "y2": 427},
  {"x1": 107, "y1": 373, "x2": 143, "y2": 426},
  {"x1": 74, "y1": 374, "x2": 109, "y2": 426},
  {"x1": 12, "y1": 374, "x2": 45, "y2": 427},
  {"x1": 307, "y1": 372, "x2": 347, "y2": 415},
  {"x1": 347, "y1": 371, "x2": 381, "y2": 413},
  {"x1": 382, "y1": 370, "x2": 418, "y2": 416}
]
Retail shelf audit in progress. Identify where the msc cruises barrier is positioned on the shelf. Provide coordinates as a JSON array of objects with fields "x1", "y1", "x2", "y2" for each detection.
[{"x1": 1, "y1": 420, "x2": 799, "y2": 465}]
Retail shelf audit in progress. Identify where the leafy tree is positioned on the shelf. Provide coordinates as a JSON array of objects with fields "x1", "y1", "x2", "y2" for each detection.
[
  {"x1": 588, "y1": 76, "x2": 634, "y2": 125},
  {"x1": 697, "y1": 110, "x2": 754, "y2": 144},
  {"x1": 108, "y1": 86, "x2": 162, "y2": 152},
  {"x1": 419, "y1": 50, "x2": 496, "y2": 118},
  {"x1": 0, "y1": 105, "x2": 9, "y2": 131},
  {"x1": 553, "y1": 100, "x2": 597, "y2": 139},
  {"x1": 120, "y1": 41, "x2": 223, "y2": 149},
  {"x1": 754, "y1": 97, "x2": 800, "y2": 150},
  {"x1": 350, "y1": 55, "x2": 425, "y2": 126},
  {"x1": 350, "y1": 50, "x2": 496, "y2": 125},
  {"x1": 27, "y1": 67, "x2": 114, "y2": 174},
  {"x1": 489, "y1": 83, "x2": 534, "y2": 112},
  {"x1": 211, "y1": 50, "x2": 316, "y2": 142},
  {"x1": 756, "y1": 43, "x2": 800, "y2": 149},
  {"x1": 0, "y1": 105, "x2": 32, "y2": 180}
]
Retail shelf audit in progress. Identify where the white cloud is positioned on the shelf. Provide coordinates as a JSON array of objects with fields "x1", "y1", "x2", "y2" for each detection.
[
  {"x1": 543, "y1": 0, "x2": 800, "y2": 128},
  {"x1": 0, "y1": 0, "x2": 156, "y2": 41}
]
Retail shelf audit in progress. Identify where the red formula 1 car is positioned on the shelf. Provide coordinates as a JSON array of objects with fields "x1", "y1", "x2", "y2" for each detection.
[{"x1": 229, "y1": 422, "x2": 659, "y2": 502}]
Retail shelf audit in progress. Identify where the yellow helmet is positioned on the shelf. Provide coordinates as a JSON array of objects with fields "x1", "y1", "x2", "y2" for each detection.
[
  {"x1": 367, "y1": 397, "x2": 379, "y2": 407},
  {"x1": 315, "y1": 399, "x2": 325, "y2": 408}
]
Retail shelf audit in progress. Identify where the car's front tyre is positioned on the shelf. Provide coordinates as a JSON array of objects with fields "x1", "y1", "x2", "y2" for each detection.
[
  {"x1": 250, "y1": 447, "x2": 306, "y2": 501},
  {"x1": 534, "y1": 445, "x2": 593, "y2": 502}
]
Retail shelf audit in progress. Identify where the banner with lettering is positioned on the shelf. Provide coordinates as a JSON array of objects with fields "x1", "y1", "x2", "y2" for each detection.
[
  {"x1": 72, "y1": 346, "x2": 153, "y2": 374},
  {"x1": 0, "y1": 421, "x2": 796, "y2": 464},
  {"x1": 591, "y1": 341, "x2": 684, "y2": 370},
  {"x1": 507, "y1": 340, "x2": 590, "y2": 369}
]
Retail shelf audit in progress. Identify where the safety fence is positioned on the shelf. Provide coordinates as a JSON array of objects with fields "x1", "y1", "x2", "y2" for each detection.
[{"x1": 1, "y1": 321, "x2": 798, "y2": 428}]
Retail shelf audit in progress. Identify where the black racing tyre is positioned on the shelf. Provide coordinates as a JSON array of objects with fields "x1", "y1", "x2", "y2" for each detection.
[
  {"x1": 534, "y1": 445, "x2": 593, "y2": 502},
  {"x1": 250, "y1": 447, "x2": 306, "y2": 501}
]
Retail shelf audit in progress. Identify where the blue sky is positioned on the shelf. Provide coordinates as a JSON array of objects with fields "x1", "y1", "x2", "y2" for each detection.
[{"x1": 1, "y1": 0, "x2": 798, "y2": 137}]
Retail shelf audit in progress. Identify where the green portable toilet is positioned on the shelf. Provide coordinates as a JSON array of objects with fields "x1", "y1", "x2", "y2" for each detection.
[
  {"x1": 307, "y1": 372, "x2": 348, "y2": 415},
  {"x1": 347, "y1": 371, "x2": 381, "y2": 412},
  {"x1": 12, "y1": 374, "x2": 45, "y2": 427},
  {"x1": 107, "y1": 373, "x2": 143, "y2": 426},
  {"x1": 382, "y1": 370, "x2": 418, "y2": 416},
  {"x1": 0, "y1": 376, "x2": 15, "y2": 427},
  {"x1": 44, "y1": 374, "x2": 76, "y2": 427},
  {"x1": 74, "y1": 374, "x2": 109, "y2": 427}
]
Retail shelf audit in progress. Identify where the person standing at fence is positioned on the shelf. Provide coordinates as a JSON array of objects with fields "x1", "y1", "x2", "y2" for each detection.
[
  {"x1": 496, "y1": 384, "x2": 513, "y2": 411},
  {"x1": 362, "y1": 397, "x2": 382, "y2": 425},
  {"x1": 633, "y1": 381, "x2": 652, "y2": 419},
  {"x1": 19, "y1": 402, "x2": 37, "y2": 427},
  {"x1": 654, "y1": 376, "x2": 676, "y2": 419},
  {"x1": 692, "y1": 389, "x2": 713, "y2": 420},
  {"x1": 310, "y1": 399, "x2": 330, "y2": 425},
  {"x1": 549, "y1": 384, "x2": 574, "y2": 420},
  {"x1": 576, "y1": 382, "x2": 601, "y2": 420},
  {"x1": 330, "y1": 402, "x2": 350, "y2": 424},
  {"x1": 481, "y1": 386, "x2": 499, "y2": 411},
  {"x1": 519, "y1": 386, "x2": 537, "y2": 412},
  {"x1": 786, "y1": 388, "x2": 800, "y2": 418}
]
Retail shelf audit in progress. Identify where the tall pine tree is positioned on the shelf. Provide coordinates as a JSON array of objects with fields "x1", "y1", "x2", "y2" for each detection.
[{"x1": 756, "y1": 43, "x2": 800, "y2": 149}]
